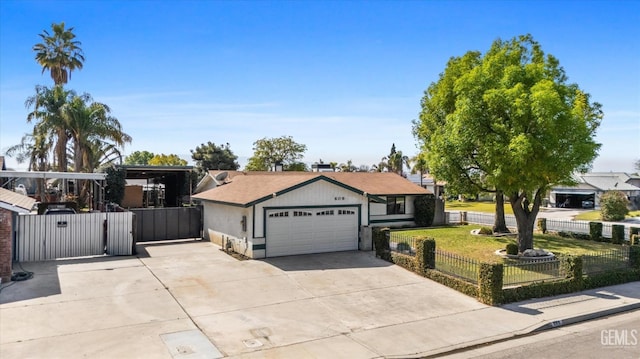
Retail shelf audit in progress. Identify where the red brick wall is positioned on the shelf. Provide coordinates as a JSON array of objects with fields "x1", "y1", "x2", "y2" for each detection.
[{"x1": 0, "y1": 208, "x2": 13, "y2": 283}]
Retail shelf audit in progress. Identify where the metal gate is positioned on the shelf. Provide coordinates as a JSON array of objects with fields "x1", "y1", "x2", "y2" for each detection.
[
  {"x1": 130, "y1": 206, "x2": 202, "y2": 242},
  {"x1": 15, "y1": 212, "x2": 134, "y2": 262}
]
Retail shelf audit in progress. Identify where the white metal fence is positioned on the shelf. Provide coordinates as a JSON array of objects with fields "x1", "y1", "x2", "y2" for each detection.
[
  {"x1": 15, "y1": 212, "x2": 134, "y2": 262},
  {"x1": 445, "y1": 211, "x2": 633, "y2": 241}
]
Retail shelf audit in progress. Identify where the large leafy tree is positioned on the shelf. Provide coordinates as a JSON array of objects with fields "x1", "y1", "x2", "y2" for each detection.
[
  {"x1": 125, "y1": 151, "x2": 155, "y2": 165},
  {"x1": 190, "y1": 142, "x2": 239, "y2": 178},
  {"x1": 244, "y1": 136, "x2": 307, "y2": 171},
  {"x1": 414, "y1": 34, "x2": 602, "y2": 252},
  {"x1": 148, "y1": 154, "x2": 188, "y2": 166},
  {"x1": 33, "y1": 22, "x2": 84, "y2": 86}
]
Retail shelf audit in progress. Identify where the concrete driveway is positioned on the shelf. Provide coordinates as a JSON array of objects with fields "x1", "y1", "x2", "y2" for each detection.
[{"x1": 1, "y1": 239, "x2": 544, "y2": 358}]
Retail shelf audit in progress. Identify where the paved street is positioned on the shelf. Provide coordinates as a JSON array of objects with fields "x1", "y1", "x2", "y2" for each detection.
[{"x1": 1, "y1": 239, "x2": 639, "y2": 358}]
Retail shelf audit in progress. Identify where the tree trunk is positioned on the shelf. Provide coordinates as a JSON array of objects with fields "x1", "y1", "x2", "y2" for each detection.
[
  {"x1": 493, "y1": 190, "x2": 510, "y2": 233},
  {"x1": 509, "y1": 189, "x2": 543, "y2": 253}
]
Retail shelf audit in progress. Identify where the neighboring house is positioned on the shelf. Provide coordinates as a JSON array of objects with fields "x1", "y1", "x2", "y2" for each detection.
[
  {"x1": 193, "y1": 170, "x2": 245, "y2": 194},
  {"x1": 192, "y1": 171, "x2": 431, "y2": 258},
  {"x1": 550, "y1": 172, "x2": 640, "y2": 209},
  {"x1": 406, "y1": 173, "x2": 446, "y2": 198},
  {"x1": 0, "y1": 188, "x2": 36, "y2": 283}
]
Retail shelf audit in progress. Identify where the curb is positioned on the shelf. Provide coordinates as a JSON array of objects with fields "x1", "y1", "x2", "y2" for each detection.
[
  {"x1": 529, "y1": 302, "x2": 640, "y2": 333},
  {"x1": 419, "y1": 303, "x2": 640, "y2": 358}
]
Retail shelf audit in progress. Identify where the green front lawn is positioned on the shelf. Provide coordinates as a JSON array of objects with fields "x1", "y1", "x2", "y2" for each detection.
[
  {"x1": 445, "y1": 201, "x2": 511, "y2": 214},
  {"x1": 574, "y1": 210, "x2": 640, "y2": 221},
  {"x1": 397, "y1": 226, "x2": 624, "y2": 263}
]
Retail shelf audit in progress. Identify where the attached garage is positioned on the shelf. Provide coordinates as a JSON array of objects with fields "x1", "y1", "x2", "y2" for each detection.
[
  {"x1": 265, "y1": 206, "x2": 359, "y2": 257},
  {"x1": 192, "y1": 171, "x2": 431, "y2": 259}
]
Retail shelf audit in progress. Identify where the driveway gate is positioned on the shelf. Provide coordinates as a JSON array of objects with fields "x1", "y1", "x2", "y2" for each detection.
[
  {"x1": 130, "y1": 206, "x2": 202, "y2": 242},
  {"x1": 15, "y1": 212, "x2": 134, "y2": 262}
]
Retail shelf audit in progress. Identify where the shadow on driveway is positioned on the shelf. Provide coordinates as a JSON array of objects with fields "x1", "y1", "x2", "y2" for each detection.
[{"x1": 262, "y1": 250, "x2": 392, "y2": 271}]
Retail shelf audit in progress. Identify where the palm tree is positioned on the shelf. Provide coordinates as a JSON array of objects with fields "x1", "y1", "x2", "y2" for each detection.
[
  {"x1": 410, "y1": 153, "x2": 429, "y2": 187},
  {"x1": 388, "y1": 150, "x2": 410, "y2": 176},
  {"x1": 62, "y1": 94, "x2": 131, "y2": 206},
  {"x1": 25, "y1": 85, "x2": 80, "y2": 171},
  {"x1": 33, "y1": 22, "x2": 84, "y2": 86},
  {"x1": 5, "y1": 128, "x2": 52, "y2": 200}
]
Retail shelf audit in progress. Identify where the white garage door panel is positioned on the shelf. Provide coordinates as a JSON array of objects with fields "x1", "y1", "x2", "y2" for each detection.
[{"x1": 266, "y1": 207, "x2": 358, "y2": 257}]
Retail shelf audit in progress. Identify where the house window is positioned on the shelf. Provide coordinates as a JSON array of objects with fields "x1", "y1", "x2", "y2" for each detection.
[{"x1": 387, "y1": 196, "x2": 405, "y2": 214}]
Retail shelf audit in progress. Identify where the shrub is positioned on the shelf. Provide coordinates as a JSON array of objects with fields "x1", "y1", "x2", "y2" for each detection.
[
  {"x1": 479, "y1": 227, "x2": 493, "y2": 235},
  {"x1": 416, "y1": 238, "x2": 436, "y2": 271},
  {"x1": 414, "y1": 195, "x2": 436, "y2": 227},
  {"x1": 506, "y1": 243, "x2": 519, "y2": 255},
  {"x1": 611, "y1": 225, "x2": 625, "y2": 245},
  {"x1": 396, "y1": 242, "x2": 411, "y2": 252},
  {"x1": 600, "y1": 191, "x2": 630, "y2": 221},
  {"x1": 589, "y1": 222, "x2": 603, "y2": 241},
  {"x1": 630, "y1": 246, "x2": 640, "y2": 269},
  {"x1": 537, "y1": 218, "x2": 547, "y2": 234},
  {"x1": 373, "y1": 227, "x2": 390, "y2": 259},
  {"x1": 478, "y1": 263, "x2": 503, "y2": 305}
]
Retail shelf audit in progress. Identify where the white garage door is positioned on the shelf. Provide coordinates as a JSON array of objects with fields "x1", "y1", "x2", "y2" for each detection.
[{"x1": 266, "y1": 207, "x2": 359, "y2": 257}]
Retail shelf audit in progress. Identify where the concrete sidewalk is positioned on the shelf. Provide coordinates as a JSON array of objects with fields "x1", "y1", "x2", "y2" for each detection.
[{"x1": 1, "y1": 239, "x2": 638, "y2": 359}]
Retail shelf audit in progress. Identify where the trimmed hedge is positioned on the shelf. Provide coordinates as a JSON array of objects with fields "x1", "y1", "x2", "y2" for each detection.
[
  {"x1": 589, "y1": 222, "x2": 603, "y2": 241},
  {"x1": 611, "y1": 224, "x2": 625, "y2": 245},
  {"x1": 478, "y1": 263, "x2": 503, "y2": 305},
  {"x1": 381, "y1": 229, "x2": 640, "y2": 306},
  {"x1": 423, "y1": 270, "x2": 478, "y2": 298},
  {"x1": 630, "y1": 246, "x2": 640, "y2": 269}
]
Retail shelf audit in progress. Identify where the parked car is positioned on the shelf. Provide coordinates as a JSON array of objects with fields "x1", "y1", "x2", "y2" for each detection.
[
  {"x1": 581, "y1": 200, "x2": 594, "y2": 209},
  {"x1": 44, "y1": 208, "x2": 77, "y2": 215}
]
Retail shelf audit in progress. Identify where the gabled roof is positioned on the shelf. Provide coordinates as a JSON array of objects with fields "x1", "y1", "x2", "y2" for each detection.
[
  {"x1": 192, "y1": 172, "x2": 431, "y2": 207},
  {"x1": 0, "y1": 187, "x2": 36, "y2": 213},
  {"x1": 578, "y1": 172, "x2": 640, "y2": 191}
]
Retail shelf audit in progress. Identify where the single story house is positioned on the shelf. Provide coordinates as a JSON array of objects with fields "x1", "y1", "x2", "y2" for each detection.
[
  {"x1": 549, "y1": 172, "x2": 640, "y2": 209},
  {"x1": 192, "y1": 171, "x2": 432, "y2": 258}
]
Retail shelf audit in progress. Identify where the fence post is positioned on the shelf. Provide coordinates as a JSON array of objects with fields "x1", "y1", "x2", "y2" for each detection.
[
  {"x1": 461, "y1": 211, "x2": 467, "y2": 225},
  {"x1": 478, "y1": 263, "x2": 503, "y2": 305}
]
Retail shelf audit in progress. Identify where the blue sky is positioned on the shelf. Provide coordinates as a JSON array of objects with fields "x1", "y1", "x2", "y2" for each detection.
[{"x1": 1, "y1": 0, "x2": 638, "y2": 172}]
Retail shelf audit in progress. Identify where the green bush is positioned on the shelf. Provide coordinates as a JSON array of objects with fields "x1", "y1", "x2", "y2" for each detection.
[
  {"x1": 373, "y1": 227, "x2": 390, "y2": 260},
  {"x1": 414, "y1": 194, "x2": 436, "y2": 227},
  {"x1": 537, "y1": 218, "x2": 547, "y2": 234},
  {"x1": 415, "y1": 238, "x2": 435, "y2": 271},
  {"x1": 630, "y1": 246, "x2": 640, "y2": 269},
  {"x1": 479, "y1": 227, "x2": 493, "y2": 235},
  {"x1": 478, "y1": 263, "x2": 503, "y2": 305},
  {"x1": 611, "y1": 224, "x2": 625, "y2": 245},
  {"x1": 589, "y1": 222, "x2": 603, "y2": 241},
  {"x1": 600, "y1": 191, "x2": 630, "y2": 221},
  {"x1": 582, "y1": 269, "x2": 640, "y2": 289},
  {"x1": 423, "y1": 270, "x2": 478, "y2": 298},
  {"x1": 502, "y1": 279, "x2": 582, "y2": 303},
  {"x1": 506, "y1": 243, "x2": 519, "y2": 255},
  {"x1": 390, "y1": 252, "x2": 415, "y2": 272},
  {"x1": 396, "y1": 242, "x2": 411, "y2": 252},
  {"x1": 559, "y1": 255, "x2": 582, "y2": 279}
]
